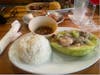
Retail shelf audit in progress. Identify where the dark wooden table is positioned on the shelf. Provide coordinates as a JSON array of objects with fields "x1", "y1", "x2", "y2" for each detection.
[{"x1": 0, "y1": 6, "x2": 100, "y2": 74}]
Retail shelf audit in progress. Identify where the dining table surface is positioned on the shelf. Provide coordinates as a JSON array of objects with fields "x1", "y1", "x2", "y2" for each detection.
[{"x1": 0, "y1": 6, "x2": 100, "y2": 74}]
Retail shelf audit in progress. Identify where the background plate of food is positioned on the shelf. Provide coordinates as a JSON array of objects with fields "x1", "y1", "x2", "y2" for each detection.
[
  {"x1": 8, "y1": 27, "x2": 100, "y2": 74},
  {"x1": 26, "y1": 1, "x2": 74, "y2": 12}
]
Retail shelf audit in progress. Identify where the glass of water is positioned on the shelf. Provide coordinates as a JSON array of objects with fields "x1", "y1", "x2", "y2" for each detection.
[
  {"x1": 69, "y1": 0, "x2": 100, "y2": 32},
  {"x1": 69, "y1": 0, "x2": 89, "y2": 25}
]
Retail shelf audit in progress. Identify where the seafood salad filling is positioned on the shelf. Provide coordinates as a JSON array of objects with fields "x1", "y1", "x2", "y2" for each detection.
[{"x1": 50, "y1": 30, "x2": 97, "y2": 47}]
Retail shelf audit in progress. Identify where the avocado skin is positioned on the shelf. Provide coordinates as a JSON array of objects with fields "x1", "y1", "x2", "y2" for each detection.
[{"x1": 50, "y1": 36, "x2": 98, "y2": 56}]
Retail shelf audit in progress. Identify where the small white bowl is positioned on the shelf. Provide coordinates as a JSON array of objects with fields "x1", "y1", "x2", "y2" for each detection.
[
  {"x1": 28, "y1": 16, "x2": 58, "y2": 37},
  {"x1": 22, "y1": 13, "x2": 34, "y2": 24}
]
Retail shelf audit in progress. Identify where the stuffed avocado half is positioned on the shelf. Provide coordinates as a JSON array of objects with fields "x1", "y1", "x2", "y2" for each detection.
[{"x1": 49, "y1": 30, "x2": 98, "y2": 56}]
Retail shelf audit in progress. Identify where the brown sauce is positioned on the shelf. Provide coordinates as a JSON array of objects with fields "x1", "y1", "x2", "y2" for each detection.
[
  {"x1": 29, "y1": 4, "x2": 49, "y2": 10},
  {"x1": 35, "y1": 26, "x2": 54, "y2": 35}
]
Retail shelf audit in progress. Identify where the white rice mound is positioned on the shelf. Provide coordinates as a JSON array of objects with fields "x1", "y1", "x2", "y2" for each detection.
[{"x1": 18, "y1": 33, "x2": 52, "y2": 65}]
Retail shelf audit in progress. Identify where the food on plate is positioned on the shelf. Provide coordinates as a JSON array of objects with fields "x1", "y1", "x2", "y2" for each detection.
[
  {"x1": 29, "y1": 3, "x2": 49, "y2": 10},
  {"x1": 47, "y1": 11, "x2": 64, "y2": 23},
  {"x1": 60, "y1": 0, "x2": 74, "y2": 8},
  {"x1": 49, "y1": 1, "x2": 61, "y2": 10},
  {"x1": 18, "y1": 33, "x2": 52, "y2": 64},
  {"x1": 35, "y1": 26, "x2": 54, "y2": 35},
  {"x1": 26, "y1": 1, "x2": 61, "y2": 11},
  {"x1": 32, "y1": 10, "x2": 47, "y2": 17},
  {"x1": 48, "y1": 14, "x2": 60, "y2": 22},
  {"x1": 49, "y1": 30, "x2": 98, "y2": 56}
]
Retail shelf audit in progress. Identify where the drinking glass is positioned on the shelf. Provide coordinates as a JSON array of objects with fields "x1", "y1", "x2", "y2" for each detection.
[
  {"x1": 69, "y1": 0, "x2": 100, "y2": 32},
  {"x1": 68, "y1": 0, "x2": 89, "y2": 25},
  {"x1": 84, "y1": 0, "x2": 100, "y2": 31}
]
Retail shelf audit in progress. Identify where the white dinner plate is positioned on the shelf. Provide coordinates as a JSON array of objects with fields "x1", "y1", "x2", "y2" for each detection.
[{"x1": 8, "y1": 27, "x2": 100, "y2": 74}]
